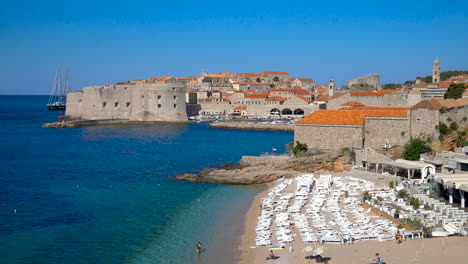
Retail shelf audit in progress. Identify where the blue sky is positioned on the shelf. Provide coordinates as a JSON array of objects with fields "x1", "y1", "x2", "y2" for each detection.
[{"x1": 1, "y1": 0, "x2": 467, "y2": 95}]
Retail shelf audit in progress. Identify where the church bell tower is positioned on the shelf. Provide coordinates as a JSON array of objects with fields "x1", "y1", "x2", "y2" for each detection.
[{"x1": 432, "y1": 58, "x2": 440, "y2": 83}]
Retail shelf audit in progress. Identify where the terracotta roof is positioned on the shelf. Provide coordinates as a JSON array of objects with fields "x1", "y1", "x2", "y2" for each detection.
[
  {"x1": 234, "y1": 82, "x2": 266, "y2": 85},
  {"x1": 148, "y1": 76, "x2": 173, "y2": 82},
  {"x1": 260, "y1": 71, "x2": 289, "y2": 75},
  {"x1": 177, "y1": 77, "x2": 192, "y2": 80},
  {"x1": 411, "y1": 98, "x2": 468, "y2": 110},
  {"x1": 234, "y1": 106, "x2": 247, "y2": 110},
  {"x1": 298, "y1": 96, "x2": 313, "y2": 103},
  {"x1": 207, "y1": 73, "x2": 229, "y2": 78},
  {"x1": 350, "y1": 90, "x2": 395, "y2": 97},
  {"x1": 292, "y1": 89, "x2": 312, "y2": 96},
  {"x1": 345, "y1": 106, "x2": 410, "y2": 111},
  {"x1": 295, "y1": 78, "x2": 314, "y2": 83},
  {"x1": 188, "y1": 80, "x2": 197, "y2": 84},
  {"x1": 245, "y1": 93, "x2": 269, "y2": 99},
  {"x1": 340, "y1": 101, "x2": 366, "y2": 107},
  {"x1": 266, "y1": 96, "x2": 287, "y2": 102},
  {"x1": 239, "y1": 73, "x2": 258, "y2": 77},
  {"x1": 413, "y1": 81, "x2": 428, "y2": 89},
  {"x1": 438, "y1": 81, "x2": 451, "y2": 88},
  {"x1": 297, "y1": 109, "x2": 408, "y2": 126},
  {"x1": 314, "y1": 95, "x2": 330, "y2": 102}
]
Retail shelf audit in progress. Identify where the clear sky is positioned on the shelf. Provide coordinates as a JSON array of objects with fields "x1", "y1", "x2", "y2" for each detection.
[{"x1": 1, "y1": 0, "x2": 467, "y2": 95}]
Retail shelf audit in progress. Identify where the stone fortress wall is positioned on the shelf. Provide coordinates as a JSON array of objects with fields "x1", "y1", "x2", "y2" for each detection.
[
  {"x1": 66, "y1": 83, "x2": 187, "y2": 122},
  {"x1": 346, "y1": 74, "x2": 381, "y2": 89}
]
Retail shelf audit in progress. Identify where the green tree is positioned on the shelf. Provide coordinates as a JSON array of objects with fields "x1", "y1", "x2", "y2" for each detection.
[
  {"x1": 403, "y1": 138, "x2": 432, "y2": 160},
  {"x1": 382, "y1": 83, "x2": 402, "y2": 90},
  {"x1": 397, "y1": 190, "x2": 408, "y2": 199},
  {"x1": 273, "y1": 76, "x2": 280, "y2": 82},
  {"x1": 256, "y1": 77, "x2": 261, "y2": 82},
  {"x1": 269, "y1": 84, "x2": 275, "y2": 88},
  {"x1": 292, "y1": 141, "x2": 308, "y2": 157},
  {"x1": 444, "y1": 83, "x2": 466, "y2": 99},
  {"x1": 456, "y1": 130, "x2": 467, "y2": 147},
  {"x1": 439, "y1": 122, "x2": 450, "y2": 136}
]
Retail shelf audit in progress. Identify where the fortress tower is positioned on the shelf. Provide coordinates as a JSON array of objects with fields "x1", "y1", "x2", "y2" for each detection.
[
  {"x1": 328, "y1": 79, "x2": 335, "y2": 97},
  {"x1": 433, "y1": 58, "x2": 440, "y2": 83}
]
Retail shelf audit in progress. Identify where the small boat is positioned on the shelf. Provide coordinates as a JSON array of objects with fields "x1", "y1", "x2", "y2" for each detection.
[{"x1": 47, "y1": 67, "x2": 70, "y2": 110}]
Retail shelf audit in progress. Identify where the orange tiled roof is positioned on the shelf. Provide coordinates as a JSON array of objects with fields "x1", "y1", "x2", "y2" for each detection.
[
  {"x1": 413, "y1": 81, "x2": 428, "y2": 89},
  {"x1": 234, "y1": 106, "x2": 247, "y2": 110},
  {"x1": 188, "y1": 80, "x2": 197, "y2": 84},
  {"x1": 350, "y1": 90, "x2": 395, "y2": 97},
  {"x1": 345, "y1": 106, "x2": 410, "y2": 111},
  {"x1": 438, "y1": 81, "x2": 451, "y2": 89},
  {"x1": 340, "y1": 101, "x2": 365, "y2": 107},
  {"x1": 297, "y1": 109, "x2": 408, "y2": 126},
  {"x1": 411, "y1": 98, "x2": 468, "y2": 110},
  {"x1": 266, "y1": 96, "x2": 287, "y2": 102},
  {"x1": 207, "y1": 73, "x2": 229, "y2": 78},
  {"x1": 234, "y1": 82, "x2": 265, "y2": 85},
  {"x1": 291, "y1": 89, "x2": 312, "y2": 96},
  {"x1": 260, "y1": 71, "x2": 289, "y2": 75},
  {"x1": 239, "y1": 73, "x2": 258, "y2": 77},
  {"x1": 298, "y1": 96, "x2": 313, "y2": 103},
  {"x1": 148, "y1": 76, "x2": 173, "y2": 82},
  {"x1": 245, "y1": 93, "x2": 269, "y2": 99}
]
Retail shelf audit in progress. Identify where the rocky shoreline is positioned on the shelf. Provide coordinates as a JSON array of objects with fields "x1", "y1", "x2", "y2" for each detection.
[
  {"x1": 176, "y1": 154, "x2": 354, "y2": 184},
  {"x1": 210, "y1": 122, "x2": 294, "y2": 132}
]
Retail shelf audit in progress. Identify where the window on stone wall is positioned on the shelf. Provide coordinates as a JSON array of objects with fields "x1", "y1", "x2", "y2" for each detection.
[
  {"x1": 103, "y1": 102, "x2": 107, "y2": 107},
  {"x1": 115, "y1": 102, "x2": 119, "y2": 107},
  {"x1": 126, "y1": 102, "x2": 130, "y2": 107},
  {"x1": 158, "y1": 104, "x2": 161, "y2": 108},
  {"x1": 173, "y1": 95, "x2": 177, "y2": 100},
  {"x1": 174, "y1": 104, "x2": 177, "y2": 108},
  {"x1": 416, "y1": 118, "x2": 421, "y2": 122},
  {"x1": 158, "y1": 95, "x2": 161, "y2": 99}
]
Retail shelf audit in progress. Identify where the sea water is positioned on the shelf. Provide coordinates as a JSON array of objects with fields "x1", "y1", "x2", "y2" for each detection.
[{"x1": 0, "y1": 96, "x2": 293, "y2": 264}]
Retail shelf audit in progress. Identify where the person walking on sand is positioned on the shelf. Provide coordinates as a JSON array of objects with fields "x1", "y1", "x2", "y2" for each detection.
[{"x1": 396, "y1": 230, "x2": 403, "y2": 244}]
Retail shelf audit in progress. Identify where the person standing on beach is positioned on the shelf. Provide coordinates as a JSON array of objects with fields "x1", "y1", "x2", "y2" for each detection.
[{"x1": 395, "y1": 231, "x2": 403, "y2": 244}]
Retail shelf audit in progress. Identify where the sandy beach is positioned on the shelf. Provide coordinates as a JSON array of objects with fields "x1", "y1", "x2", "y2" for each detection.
[{"x1": 237, "y1": 170, "x2": 468, "y2": 264}]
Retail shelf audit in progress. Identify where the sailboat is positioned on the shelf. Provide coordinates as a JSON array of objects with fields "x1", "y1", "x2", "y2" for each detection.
[{"x1": 47, "y1": 67, "x2": 70, "y2": 110}]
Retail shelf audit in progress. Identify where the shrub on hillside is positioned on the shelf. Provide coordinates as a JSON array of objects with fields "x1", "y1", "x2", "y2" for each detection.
[{"x1": 403, "y1": 138, "x2": 432, "y2": 160}]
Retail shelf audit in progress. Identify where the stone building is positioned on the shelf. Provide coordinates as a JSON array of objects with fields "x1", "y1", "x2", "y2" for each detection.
[
  {"x1": 294, "y1": 108, "x2": 409, "y2": 150},
  {"x1": 232, "y1": 82, "x2": 270, "y2": 92},
  {"x1": 66, "y1": 83, "x2": 187, "y2": 122},
  {"x1": 294, "y1": 98, "x2": 468, "y2": 151},
  {"x1": 259, "y1": 71, "x2": 291, "y2": 81},
  {"x1": 326, "y1": 90, "x2": 409, "y2": 110}
]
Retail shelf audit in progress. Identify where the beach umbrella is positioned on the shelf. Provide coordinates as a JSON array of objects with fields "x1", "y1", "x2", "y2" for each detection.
[{"x1": 269, "y1": 246, "x2": 283, "y2": 250}]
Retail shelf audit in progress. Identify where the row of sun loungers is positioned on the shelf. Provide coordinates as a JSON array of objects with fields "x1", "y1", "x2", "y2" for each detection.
[{"x1": 254, "y1": 174, "x2": 399, "y2": 247}]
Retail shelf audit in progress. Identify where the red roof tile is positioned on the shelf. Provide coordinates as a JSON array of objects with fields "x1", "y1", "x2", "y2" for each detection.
[{"x1": 297, "y1": 109, "x2": 408, "y2": 125}]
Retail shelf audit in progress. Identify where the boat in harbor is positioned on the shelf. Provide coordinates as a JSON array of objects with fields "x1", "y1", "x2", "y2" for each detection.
[{"x1": 47, "y1": 67, "x2": 70, "y2": 110}]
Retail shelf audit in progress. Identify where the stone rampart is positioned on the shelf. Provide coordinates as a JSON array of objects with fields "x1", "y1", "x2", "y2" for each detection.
[{"x1": 65, "y1": 83, "x2": 187, "y2": 122}]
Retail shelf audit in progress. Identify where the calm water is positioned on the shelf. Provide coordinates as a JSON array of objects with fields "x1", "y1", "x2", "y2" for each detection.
[{"x1": 0, "y1": 96, "x2": 293, "y2": 264}]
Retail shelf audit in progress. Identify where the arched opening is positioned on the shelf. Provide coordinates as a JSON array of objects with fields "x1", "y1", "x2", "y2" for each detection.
[
  {"x1": 282, "y1": 108, "x2": 292, "y2": 115},
  {"x1": 294, "y1": 108, "x2": 304, "y2": 115},
  {"x1": 270, "y1": 108, "x2": 280, "y2": 115}
]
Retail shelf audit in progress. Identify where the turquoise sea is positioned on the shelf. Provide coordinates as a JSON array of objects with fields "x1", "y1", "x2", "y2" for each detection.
[{"x1": 0, "y1": 96, "x2": 293, "y2": 264}]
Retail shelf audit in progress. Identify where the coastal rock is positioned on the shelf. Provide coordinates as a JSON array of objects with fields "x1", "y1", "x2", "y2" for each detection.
[
  {"x1": 42, "y1": 122, "x2": 78, "y2": 128},
  {"x1": 176, "y1": 166, "x2": 301, "y2": 185}
]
